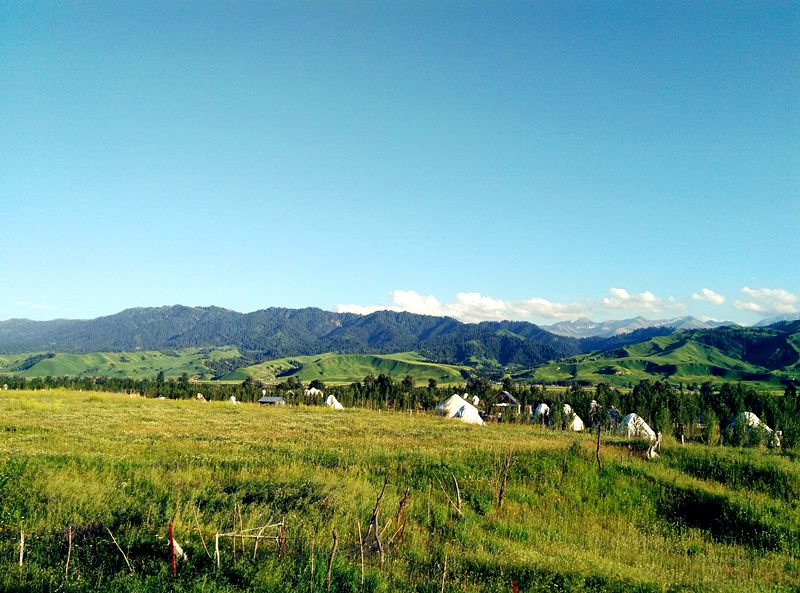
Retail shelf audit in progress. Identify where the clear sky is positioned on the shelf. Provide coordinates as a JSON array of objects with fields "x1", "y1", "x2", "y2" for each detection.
[{"x1": 2, "y1": 1, "x2": 798, "y2": 325}]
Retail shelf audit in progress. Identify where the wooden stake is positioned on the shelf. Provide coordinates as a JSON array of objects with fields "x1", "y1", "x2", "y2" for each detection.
[
  {"x1": 357, "y1": 520, "x2": 365, "y2": 589},
  {"x1": 105, "y1": 525, "x2": 134, "y2": 573},
  {"x1": 253, "y1": 524, "x2": 269, "y2": 561},
  {"x1": 310, "y1": 536, "x2": 315, "y2": 593},
  {"x1": 18, "y1": 531, "x2": 24, "y2": 568},
  {"x1": 440, "y1": 552, "x2": 448, "y2": 593},
  {"x1": 326, "y1": 529, "x2": 338, "y2": 592},
  {"x1": 169, "y1": 522, "x2": 177, "y2": 577},
  {"x1": 65, "y1": 528, "x2": 72, "y2": 575},
  {"x1": 451, "y1": 473, "x2": 462, "y2": 515},
  {"x1": 215, "y1": 533, "x2": 220, "y2": 568},
  {"x1": 194, "y1": 509, "x2": 212, "y2": 560},
  {"x1": 278, "y1": 518, "x2": 286, "y2": 555}
]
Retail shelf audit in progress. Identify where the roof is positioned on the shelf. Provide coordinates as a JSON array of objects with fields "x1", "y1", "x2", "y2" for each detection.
[
  {"x1": 258, "y1": 396, "x2": 286, "y2": 404},
  {"x1": 496, "y1": 390, "x2": 520, "y2": 405}
]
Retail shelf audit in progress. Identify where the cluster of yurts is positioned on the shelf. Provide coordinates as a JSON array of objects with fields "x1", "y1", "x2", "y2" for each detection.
[{"x1": 434, "y1": 393, "x2": 781, "y2": 447}]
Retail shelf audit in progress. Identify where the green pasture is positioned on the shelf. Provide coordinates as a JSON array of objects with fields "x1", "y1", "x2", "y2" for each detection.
[
  {"x1": 0, "y1": 348, "x2": 242, "y2": 380},
  {"x1": 526, "y1": 333, "x2": 798, "y2": 389},
  {"x1": 0, "y1": 389, "x2": 797, "y2": 592},
  {"x1": 239, "y1": 352, "x2": 470, "y2": 385}
]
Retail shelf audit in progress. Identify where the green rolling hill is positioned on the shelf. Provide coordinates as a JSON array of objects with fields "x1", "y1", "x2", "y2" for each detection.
[
  {"x1": 0, "y1": 347, "x2": 242, "y2": 380},
  {"x1": 522, "y1": 322, "x2": 800, "y2": 389},
  {"x1": 237, "y1": 352, "x2": 470, "y2": 385}
]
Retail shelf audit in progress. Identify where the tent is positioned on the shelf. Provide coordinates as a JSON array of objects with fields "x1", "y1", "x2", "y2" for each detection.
[
  {"x1": 617, "y1": 413, "x2": 656, "y2": 440},
  {"x1": 453, "y1": 403, "x2": 484, "y2": 425},
  {"x1": 305, "y1": 387, "x2": 324, "y2": 398},
  {"x1": 437, "y1": 394, "x2": 469, "y2": 417},
  {"x1": 562, "y1": 405, "x2": 584, "y2": 431},
  {"x1": 726, "y1": 412, "x2": 779, "y2": 447},
  {"x1": 324, "y1": 394, "x2": 344, "y2": 410},
  {"x1": 228, "y1": 396, "x2": 239, "y2": 405},
  {"x1": 437, "y1": 395, "x2": 484, "y2": 425},
  {"x1": 531, "y1": 403, "x2": 550, "y2": 423}
]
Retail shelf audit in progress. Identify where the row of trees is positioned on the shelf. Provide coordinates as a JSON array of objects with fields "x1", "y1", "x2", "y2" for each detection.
[{"x1": 4, "y1": 373, "x2": 798, "y2": 449}]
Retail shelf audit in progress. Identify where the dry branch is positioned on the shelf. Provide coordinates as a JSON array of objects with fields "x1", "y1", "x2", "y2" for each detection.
[
  {"x1": 104, "y1": 525, "x2": 134, "y2": 574},
  {"x1": 326, "y1": 529, "x2": 338, "y2": 592}
]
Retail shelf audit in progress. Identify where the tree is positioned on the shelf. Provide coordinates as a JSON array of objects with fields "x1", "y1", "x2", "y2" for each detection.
[
  {"x1": 702, "y1": 409, "x2": 720, "y2": 445},
  {"x1": 309, "y1": 379, "x2": 326, "y2": 392},
  {"x1": 501, "y1": 376, "x2": 515, "y2": 394},
  {"x1": 401, "y1": 375, "x2": 414, "y2": 392}
]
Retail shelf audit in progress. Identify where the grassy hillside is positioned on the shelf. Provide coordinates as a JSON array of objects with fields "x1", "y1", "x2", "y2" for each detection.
[
  {"x1": 239, "y1": 351, "x2": 470, "y2": 385},
  {"x1": 0, "y1": 389, "x2": 797, "y2": 592},
  {"x1": 0, "y1": 347, "x2": 242, "y2": 380},
  {"x1": 524, "y1": 329, "x2": 800, "y2": 389}
]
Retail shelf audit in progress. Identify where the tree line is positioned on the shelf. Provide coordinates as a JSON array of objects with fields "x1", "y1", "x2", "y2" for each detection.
[{"x1": 3, "y1": 372, "x2": 798, "y2": 449}]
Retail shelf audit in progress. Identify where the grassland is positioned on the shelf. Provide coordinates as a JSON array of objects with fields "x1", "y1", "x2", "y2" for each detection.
[
  {"x1": 1, "y1": 389, "x2": 798, "y2": 592},
  {"x1": 236, "y1": 352, "x2": 470, "y2": 385},
  {"x1": 0, "y1": 347, "x2": 243, "y2": 380},
  {"x1": 0, "y1": 349, "x2": 468, "y2": 386},
  {"x1": 524, "y1": 333, "x2": 800, "y2": 389}
]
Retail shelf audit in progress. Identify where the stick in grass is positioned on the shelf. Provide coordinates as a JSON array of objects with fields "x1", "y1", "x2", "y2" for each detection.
[{"x1": 104, "y1": 525, "x2": 134, "y2": 574}]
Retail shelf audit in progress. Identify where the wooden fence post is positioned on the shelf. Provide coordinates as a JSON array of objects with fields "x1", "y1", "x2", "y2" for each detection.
[
  {"x1": 18, "y1": 531, "x2": 25, "y2": 568},
  {"x1": 169, "y1": 522, "x2": 177, "y2": 576}
]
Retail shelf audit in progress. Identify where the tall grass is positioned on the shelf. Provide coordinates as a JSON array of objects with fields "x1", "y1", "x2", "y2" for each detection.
[{"x1": 0, "y1": 389, "x2": 797, "y2": 592}]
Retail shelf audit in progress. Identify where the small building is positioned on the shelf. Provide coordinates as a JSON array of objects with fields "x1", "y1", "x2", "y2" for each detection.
[
  {"x1": 495, "y1": 390, "x2": 521, "y2": 415},
  {"x1": 258, "y1": 396, "x2": 286, "y2": 406}
]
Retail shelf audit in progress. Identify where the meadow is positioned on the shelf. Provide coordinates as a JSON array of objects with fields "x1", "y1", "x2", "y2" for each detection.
[{"x1": 0, "y1": 389, "x2": 798, "y2": 592}]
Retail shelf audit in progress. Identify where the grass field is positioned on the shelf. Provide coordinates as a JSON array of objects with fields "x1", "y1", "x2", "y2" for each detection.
[
  {"x1": 1, "y1": 389, "x2": 798, "y2": 592},
  {"x1": 238, "y1": 352, "x2": 470, "y2": 385},
  {"x1": 524, "y1": 333, "x2": 799, "y2": 389},
  {"x1": 0, "y1": 347, "x2": 243, "y2": 380}
]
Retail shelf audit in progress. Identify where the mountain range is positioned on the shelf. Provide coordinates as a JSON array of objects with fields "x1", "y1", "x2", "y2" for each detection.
[
  {"x1": 0, "y1": 305, "x2": 673, "y2": 368},
  {"x1": 542, "y1": 316, "x2": 736, "y2": 338},
  {"x1": 0, "y1": 306, "x2": 797, "y2": 386}
]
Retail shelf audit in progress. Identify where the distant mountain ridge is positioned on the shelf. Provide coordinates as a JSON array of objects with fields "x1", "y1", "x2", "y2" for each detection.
[
  {"x1": 543, "y1": 315, "x2": 737, "y2": 339},
  {"x1": 0, "y1": 305, "x2": 665, "y2": 369}
]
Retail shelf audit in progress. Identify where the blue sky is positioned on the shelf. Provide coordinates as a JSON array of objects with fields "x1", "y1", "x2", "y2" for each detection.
[{"x1": 2, "y1": 2, "x2": 798, "y2": 325}]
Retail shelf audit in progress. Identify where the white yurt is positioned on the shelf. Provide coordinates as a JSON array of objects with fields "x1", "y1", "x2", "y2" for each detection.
[
  {"x1": 531, "y1": 403, "x2": 550, "y2": 423},
  {"x1": 324, "y1": 394, "x2": 344, "y2": 410},
  {"x1": 726, "y1": 411, "x2": 779, "y2": 447},
  {"x1": 617, "y1": 413, "x2": 656, "y2": 440},
  {"x1": 437, "y1": 394, "x2": 469, "y2": 417},
  {"x1": 562, "y1": 404, "x2": 584, "y2": 431},
  {"x1": 453, "y1": 403, "x2": 485, "y2": 425}
]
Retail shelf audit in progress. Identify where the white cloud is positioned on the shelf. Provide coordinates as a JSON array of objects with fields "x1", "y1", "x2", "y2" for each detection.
[
  {"x1": 691, "y1": 288, "x2": 725, "y2": 306},
  {"x1": 600, "y1": 287, "x2": 669, "y2": 313},
  {"x1": 15, "y1": 300, "x2": 57, "y2": 311},
  {"x1": 734, "y1": 287, "x2": 798, "y2": 315},
  {"x1": 337, "y1": 290, "x2": 588, "y2": 323}
]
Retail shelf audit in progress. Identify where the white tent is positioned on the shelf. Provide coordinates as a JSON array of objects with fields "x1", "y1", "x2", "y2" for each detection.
[
  {"x1": 437, "y1": 395, "x2": 484, "y2": 425},
  {"x1": 437, "y1": 394, "x2": 469, "y2": 417},
  {"x1": 562, "y1": 405, "x2": 584, "y2": 431},
  {"x1": 228, "y1": 396, "x2": 239, "y2": 405},
  {"x1": 617, "y1": 413, "x2": 656, "y2": 440},
  {"x1": 305, "y1": 387, "x2": 324, "y2": 398},
  {"x1": 531, "y1": 403, "x2": 550, "y2": 423},
  {"x1": 567, "y1": 414, "x2": 585, "y2": 431},
  {"x1": 471, "y1": 394, "x2": 480, "y2": 406},
  {"x1": 726, "y1": 411, "x2": 779, "y2": 447},
  {"x1": 324, "y1": 394, "x2": 344, "y2": 410},
  {"x1": 453, "y1": 403, "x2": 484, "y2": 425}
]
